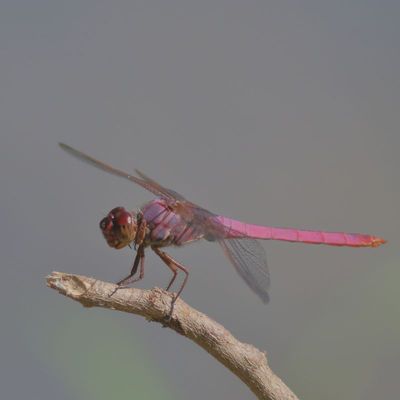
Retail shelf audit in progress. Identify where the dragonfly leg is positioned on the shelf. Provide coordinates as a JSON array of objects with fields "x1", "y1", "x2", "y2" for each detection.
[
  {"x1": 134, "y1": 212, "x2": 147, "y2": 248},
  {"x1": 109, "y1": 245, "x2": 145, "y2": 297},
  {"x1": 163, "y1": 259, "x2": 178, "y2": 292},
  {"x1": 151, "y1": 247, "x2": 189, "y2": 319}
]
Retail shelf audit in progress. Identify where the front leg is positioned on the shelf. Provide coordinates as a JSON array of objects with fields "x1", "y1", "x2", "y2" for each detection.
[
  {"x1": 109, "y1": 244, "x2": 146, "y2": 297},
  {"x1": 134, "y1": 211, "x2": 147, "y2": 248}
]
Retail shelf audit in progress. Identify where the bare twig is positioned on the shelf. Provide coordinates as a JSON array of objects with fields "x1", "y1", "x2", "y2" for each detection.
[{"x1": 46, "y1": 271, "x2": 298, "y2": 400}]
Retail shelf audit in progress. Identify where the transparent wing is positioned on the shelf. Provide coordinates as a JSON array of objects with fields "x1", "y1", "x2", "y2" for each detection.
[
  {"x1": 134, "y1": 169, "x2": 186, "y2": 201},
  {"x1": 219, "y1": 238, "x2": 270, "y2": 303},
  {"x1": 59, "y1": 143, "x2": 186, "y2": 201}
]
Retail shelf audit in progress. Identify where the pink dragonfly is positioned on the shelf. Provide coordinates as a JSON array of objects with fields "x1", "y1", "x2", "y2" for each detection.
[{"x1": 60, "y1": 143, "x2": 386, "y2": 315}]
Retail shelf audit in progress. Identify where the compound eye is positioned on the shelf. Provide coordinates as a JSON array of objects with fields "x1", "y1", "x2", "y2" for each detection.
[
  {"x1": 109, "y1": 206, "x2": 125, "y2": 216},
  {"x1": 115, "y1": 212, "x2": 132, "y2": 226},
  {"x1": 99, "y1": 217, "x2": 112, "y2": 231}
]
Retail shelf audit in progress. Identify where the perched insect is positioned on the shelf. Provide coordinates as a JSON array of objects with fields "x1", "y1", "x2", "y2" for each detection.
[{"x1": 60, "y1": 143, "x2": 386, "y2": 317}]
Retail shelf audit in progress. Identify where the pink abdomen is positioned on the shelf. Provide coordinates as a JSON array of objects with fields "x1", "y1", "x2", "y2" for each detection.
[{"x1": 215, "y1": 216, "x2": 386, "y2": 248}]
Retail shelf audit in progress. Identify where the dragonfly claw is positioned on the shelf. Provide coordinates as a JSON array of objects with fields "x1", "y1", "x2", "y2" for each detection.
[{"x1": 108, "y1": 284, "x2": 129, "y2": 298}]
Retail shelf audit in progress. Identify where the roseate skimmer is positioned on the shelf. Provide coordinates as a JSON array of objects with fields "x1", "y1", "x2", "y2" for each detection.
[{"x1": 59, "y1": 143, "x2": 386, "y2": 315}]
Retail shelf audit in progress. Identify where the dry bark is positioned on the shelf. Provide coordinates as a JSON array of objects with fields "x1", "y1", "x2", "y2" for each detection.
[{"x1": 46, "y1": 271, "x2": 299, "y2": 400}]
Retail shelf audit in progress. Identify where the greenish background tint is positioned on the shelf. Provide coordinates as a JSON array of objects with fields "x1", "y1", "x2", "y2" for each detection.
[
  {"x1": 285, "y1": 259, "x2": 400, "y2": 399},
  {"x1": 16, "y1": 285, "x2": 176, "y2": 400},
  {"x1": 47, "y1": 314, "x2": 175, "y2": 400}
]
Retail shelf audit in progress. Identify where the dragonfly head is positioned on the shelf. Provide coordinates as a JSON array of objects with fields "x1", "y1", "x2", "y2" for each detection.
[{"x1": 99, "y1": 207, "x2": 137, "y2": 249}]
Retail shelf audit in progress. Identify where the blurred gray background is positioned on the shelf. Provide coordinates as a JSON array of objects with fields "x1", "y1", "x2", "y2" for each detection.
[{"x1": 1, "y1": 1, "x2": 399, "y2": 399}]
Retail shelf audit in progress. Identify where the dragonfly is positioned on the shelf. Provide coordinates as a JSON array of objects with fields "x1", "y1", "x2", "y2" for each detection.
[{"x1": 59, "y1": 143, "x2": 386, "y2": 316}]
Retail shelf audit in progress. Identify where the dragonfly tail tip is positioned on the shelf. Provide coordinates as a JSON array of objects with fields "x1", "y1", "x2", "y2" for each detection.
[{"x1": 371, "y1": 236, "x2": 387, "y2": 247}]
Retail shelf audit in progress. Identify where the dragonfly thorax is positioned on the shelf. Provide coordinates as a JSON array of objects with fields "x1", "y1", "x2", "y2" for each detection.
[{"x1": 99, "y1": 207, "x2": 137, "y2": 249}]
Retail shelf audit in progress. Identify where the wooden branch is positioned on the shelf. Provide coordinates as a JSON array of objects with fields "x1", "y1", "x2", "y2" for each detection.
[{"x1": 46, "y1": 271, "x2": 298, "y2": 400}]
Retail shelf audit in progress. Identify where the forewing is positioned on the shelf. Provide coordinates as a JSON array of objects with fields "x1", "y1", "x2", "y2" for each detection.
[
  {"x1": 219, "y1": 238, "x2": 270, "y2": 303},
  {"x1": 134, "y1": 169, "x2": 186, "y2": 201},
  {"x1": 59, "y1": 143, "x2": 185, "y2": 200}
]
